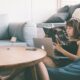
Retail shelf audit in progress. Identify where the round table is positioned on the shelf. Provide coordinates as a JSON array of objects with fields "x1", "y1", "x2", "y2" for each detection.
[{"x1": 0, "y1": 46, "x2": 47, "y2": 80}]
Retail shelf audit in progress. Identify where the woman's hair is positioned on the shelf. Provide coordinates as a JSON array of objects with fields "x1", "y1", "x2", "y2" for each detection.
[{"x1": 66, "y1": 19, "x2": 80, "y2": 39}]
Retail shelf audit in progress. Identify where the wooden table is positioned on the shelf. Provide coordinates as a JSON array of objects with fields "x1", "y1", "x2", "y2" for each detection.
[{"x1": 0, "y1": 46, "x2": 47, "y2": 80}]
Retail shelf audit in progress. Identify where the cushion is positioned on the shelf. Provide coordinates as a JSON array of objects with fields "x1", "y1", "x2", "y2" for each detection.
[
  {"x1": 8, "y1": 22, "x2": 27, "y2": 41},
  {"x1": 72, "y1": 8, "x2": 80, "y2": 21},
  {"x1": 58, "y1": 6, "x2": 69, "y2": 13},
  {"x1": 23, "y1": 24, "x2": 37, "y2": 46},
  {"x1": 45, "y1": 12, "x2": 69, "y2": 23},
  {"x1": 0, "y1": 14, "x2": 9, "y2": 40},
  {"x1": 69, "y1": 4, "x2": 80, "y2": 18}
]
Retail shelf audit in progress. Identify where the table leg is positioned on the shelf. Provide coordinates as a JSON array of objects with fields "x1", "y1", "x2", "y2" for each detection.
[
  {"x1": 32, "y1": 65, "x2": 38, "y2": 80},
  {"x1": 0, "y1": 69, "x2": 16, "y2": 80}
]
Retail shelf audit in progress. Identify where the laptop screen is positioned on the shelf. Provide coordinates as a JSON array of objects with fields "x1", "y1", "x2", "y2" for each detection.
[{"x1": 33, "y1": 38, "x2": 54, "y2": 56}]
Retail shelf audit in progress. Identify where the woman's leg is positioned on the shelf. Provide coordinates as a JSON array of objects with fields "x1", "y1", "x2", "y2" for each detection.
[
  {"x1": 42, "y1": 56, "x2": 56, "y2": 68},
  {"x1": 37, "y1": 62, "x2": 50, "y2": 80}
]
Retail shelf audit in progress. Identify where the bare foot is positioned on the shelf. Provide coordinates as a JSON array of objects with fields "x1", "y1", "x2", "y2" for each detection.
[{"x1": 0, "y1": 75, "x2": 9, "y2": 80}]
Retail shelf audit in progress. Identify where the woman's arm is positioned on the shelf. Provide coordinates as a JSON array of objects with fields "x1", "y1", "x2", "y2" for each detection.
[
  {"x1": 76, "y1": 41, "x2": 80, "y2": 56},
  {"x1": 55, "y1": 44, "x2": 79, "y2": 61}
]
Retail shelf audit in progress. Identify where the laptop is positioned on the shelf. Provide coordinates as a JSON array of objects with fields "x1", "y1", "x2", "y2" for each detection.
[{"x1": 33, "y1": 38, "x2": 54, "y2": 56}]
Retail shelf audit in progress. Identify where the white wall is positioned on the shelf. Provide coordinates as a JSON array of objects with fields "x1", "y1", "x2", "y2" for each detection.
[
  {"x1": 0, "y1": 0, "x2": 57, "y2": 23},
  {"x1": 0, "y1": 0, "x2": 27, "y2": 22},
  {"x1": 31, "y1": 0, "x2": 57, "y2": 23},
  {"x1": 1, "y1": 0, "x2": 80, "y2": 23}
]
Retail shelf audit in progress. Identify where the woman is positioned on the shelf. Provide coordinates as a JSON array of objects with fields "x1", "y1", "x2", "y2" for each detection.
[
  {"x1": 37, "y1": 19, "x2": 80, "y2": 80},
  {"x1": 42, "y1": 19, "x2": 80, "y2": 68},
  {"x1": 51, "y1": 19, "x2": 80, "y2": 67}
]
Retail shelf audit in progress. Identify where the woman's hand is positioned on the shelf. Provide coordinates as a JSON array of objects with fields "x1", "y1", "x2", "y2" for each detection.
[{"x1": 53, "y1": 43, "x2": 65, "y2": 53}]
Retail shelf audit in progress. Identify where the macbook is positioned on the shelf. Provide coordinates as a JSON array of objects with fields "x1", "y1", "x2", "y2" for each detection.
[{"x1": 33, "y1": 38, "x2": 54, "y2": 56}]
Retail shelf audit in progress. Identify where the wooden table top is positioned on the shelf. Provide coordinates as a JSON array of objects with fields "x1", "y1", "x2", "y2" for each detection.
[{"x1": 0, "y1": 46, "x2": 47, "y2": 68}]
